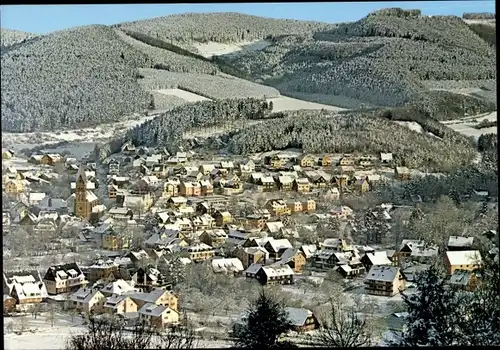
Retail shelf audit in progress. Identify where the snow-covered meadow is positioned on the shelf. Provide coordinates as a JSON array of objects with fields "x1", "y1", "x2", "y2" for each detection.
[
  {"x1": 441, "y1": 111, "x2": 497, "y2": 139},
  {"x1": 193, "y1": 39, "x2": 271, "y2": 59}
]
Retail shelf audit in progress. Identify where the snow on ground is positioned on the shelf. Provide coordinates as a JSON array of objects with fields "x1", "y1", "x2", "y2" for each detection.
[
  {"x1": 441, "y1": 111, "x2": 497, "y2": 139},
  {"x1": 394, "y1": 121, "x2": 423, "y2": 133},
  {"x1": 463, "y1": 19, "x2": 496, "y2": 26},
  {"x1": 394, "y1": 121, "x2": 442, "y2": 139},
  {"x1": 2, "y1": 114, "x2": 158, "y2": 153},
  {"x1": 193, "y1": 40, "x2": 271, "y2": 59},
  {"x1": 267, "y1": 96, "x2": 345, "y2": 113},
  {"x1": 155, "y1": 88, "x2": 212, "y2": 102},
  {"x1": 4, "y1": 312, "x2": 232, "y2": 350}
]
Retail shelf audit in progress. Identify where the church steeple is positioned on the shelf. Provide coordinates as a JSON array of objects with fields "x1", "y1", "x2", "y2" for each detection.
[{"x1": 76, "y1": 164, "x2": 87, "y2": 185}]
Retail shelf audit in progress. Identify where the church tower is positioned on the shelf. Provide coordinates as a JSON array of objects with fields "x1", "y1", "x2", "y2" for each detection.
[
  {"x1": 74, "y1": 164, "x2": 99, "y2": 220},
  {"x1": 75, "y1": 164, "x2": 88, "y2": 219}
]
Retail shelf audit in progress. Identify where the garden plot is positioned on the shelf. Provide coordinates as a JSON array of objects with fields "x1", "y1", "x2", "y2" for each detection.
[{"x1": 193, "y1": 39, "x2": 271, "y2": 59}]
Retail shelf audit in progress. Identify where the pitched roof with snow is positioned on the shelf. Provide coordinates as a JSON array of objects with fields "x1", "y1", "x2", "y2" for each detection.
[
  {"x1": 212, "y1": 258, "x2": 244, "y2": 273},
  {"x1": 446, "y1": 250, "x2": 482, "y2": 266},
  {"x1": 104, "y1": 295, "x2": 127, "y2": 308},
  {"x1": 101, "y1": 279, "x2": 135, "y2": 295},
  {"x1": 285, "y1": 307, "x2": 313, "y2": 326},
  {"x1": 71, "y1": 288, "x2": 102, "y2": 303},
  {"x1": 261, "y1": 264, "x2": 294, "y2": 277},
  {"x1": 366, "y1": 266, "x2": 401, "y2": 282},
  {"x1": 447, "y1": 236, "x2": 474, "y2": 248},
  {"x1": 363, "y1": 251, "x2": 392, "y2": 266},
  {"x1": 244, "y1": 263, "x2": 263, "y2": 275},
  {"x1": 264, "y1": 238, "x2": 293, "y2": 253},
  {"x1": 301, "y1": 245, "x2": 318, "y2": 258}
]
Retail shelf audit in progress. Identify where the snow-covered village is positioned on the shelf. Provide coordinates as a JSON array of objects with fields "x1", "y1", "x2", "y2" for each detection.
[{"x1": 2, "y1": 2, "x2": 499, "y2": 349}]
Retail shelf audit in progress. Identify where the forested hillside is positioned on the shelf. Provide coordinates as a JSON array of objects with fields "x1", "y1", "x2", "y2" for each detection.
[
  {"x1": 1, "y1": 9, "x2": 496, "y2": 132},
  {"x1": 225, "y1": 110, "x2": 477, "y2": 171},
  {"x1": 1, "y1": 25, "x2": 153, "y2": 132},
  {"x1": 122, "y1": 98, "x2": 272, "y2": 153},
  {"x1": 0, "y1": 28, "x2": 38, "y2": 48},
  {"x1": 119, "y1": 99, "x2": 477, "y2": 172},
  {"x1": 218, "y1": 9, "x2": 496, "y2": 116},
  {"x1": 116, "y1": 12, "x2": 337, "y2": 45},
  {"x1": 2, "y1": 12, "x2": 323, "y2": 132}
]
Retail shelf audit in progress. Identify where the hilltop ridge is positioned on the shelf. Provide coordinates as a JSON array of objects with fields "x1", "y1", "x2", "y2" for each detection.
[{"x1": 1, "y1": 9, "x2": 496, "y2": 133}]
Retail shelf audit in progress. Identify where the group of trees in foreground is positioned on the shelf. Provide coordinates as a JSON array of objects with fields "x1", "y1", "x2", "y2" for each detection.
[{"x1": 66, "y1": 249, "x2": 499, "y2": 348}]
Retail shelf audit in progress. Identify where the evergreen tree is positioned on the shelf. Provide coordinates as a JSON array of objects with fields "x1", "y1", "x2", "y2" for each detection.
[
  {"x1": 395, "y1": 265, "x2": 465, "y2": 346},
  {"x1": 459, "y1": 253, "x2": 500, "y2": 346},
  {"x1": 233, "y1": 289, "x2": 296, "y2": 348}
]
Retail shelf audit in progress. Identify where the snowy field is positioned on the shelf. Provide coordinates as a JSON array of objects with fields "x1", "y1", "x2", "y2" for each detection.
[
  {"x1": 267, "y1": 96, "x2": 346, "y2": 113},
  {"x1": 394, "y1": 121, "x2": 441, "y2": 139},
  {"x1": 2, "y1": 114, "x2": 157, "y2": 153},
  {"x1": 155, "y1": 88, "x2": 212, "y2": 102},
  {"x1": 4, "y1": 312, "x2": 232, "y2": 350},
  {"x1": 463, "y1": 19, "x2": 496, "y2": 26},
  {"x1": 441, "y1": 111, "x2": 497, "y2": 139},
  {"x1": 193, "y1": 39, "x2": 271, "y2": 59}
]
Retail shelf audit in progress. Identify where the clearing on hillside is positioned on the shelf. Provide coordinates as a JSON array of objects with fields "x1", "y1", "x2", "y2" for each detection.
[
  {"x1": 193, "y1": 39, "x2": 272, "y2": 58},
  {"x1": 441, "y1": 111, "x2": 497, "y2": 139},
  {"x1": 155, "y1": 88, "x2": 212, "y2": 102},
  {"x1": 266, "y1": 96, "x2": 345, "y2": 112}
]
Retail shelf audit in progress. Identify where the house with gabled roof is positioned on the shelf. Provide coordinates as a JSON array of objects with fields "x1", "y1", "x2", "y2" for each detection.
[
  {"x1": 276, "y1": 176, "x2": 294, "y2": 191},
  {"x1": 183, "y1": 243, "x2": 215, "y2": 262},
  {"x1": 256, "y1": 175, "x2": 276, "y2": 192},
  {"x1": 245, "y1": 264, "x2": 295, "y2": 285},
  {"x1": 43, "y1": 263, "x2": 88, "y2": 295},
  {"x1": 121, "y1": 142, "x2": 137, "y2": 155},
  {"x1": 364, "y1": 266, "x2": 406, "y2": 297},
  {"x1": 274, "y1": 248, "x2": 307, "y2": 273},
  {"x1": 103, "y1": 294, "x2": 138, "y2": 315},
  {"x1": 41, "y1": 153, "x2": 63, "y2": 166},
  {"x1": 235, "y1": 246, "x2": 269, "y2": 269},
  {"x1": 299, "y1": 154, "x2": 316, "y2": 168},
  {"x1": 199, "y1": 229, "x2": 227, "y2": 247},
  {"x1": 138, "y1": 303, "x2": 179, "y2": 329},
  {"x1": 285, "y1": 307, "x2": 320, "y2": 332},
  {"x1": 3, "y1": 270, "x2": 48, "y2": 308},
  {"x1": 293, "y1": 178, "x2": 310, "y2": 193},
  {"x1": 394, "y1": 240, "x2": 438, "y2": 264},
  {"x1": 361, "y1": 251, "x2": 393, "y2": 271},
  {"x1": 70, "y1": 287, "x2": 106, "y2": 313},
  {"x1": 263, "y1": 238, "x2": 293, "y2": 260},
  {"x1": 211, "y1": 258, "x2": 244, "y2": 275},
  {"x1": 127, "y1": 287, "x2": 178, "y2": 311},
  {"x1": 100, "y1": 279, "x2": 136, "y2": 297},
  {"x1": 447, "y1": 236, "x2": 475, "y2": 251},
  {"x1": 444, "y1": 250, "x2": 482, "y2": 275}
]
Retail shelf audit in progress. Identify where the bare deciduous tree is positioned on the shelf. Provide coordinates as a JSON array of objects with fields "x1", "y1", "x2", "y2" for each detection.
[
  {"x1": 65, "y1": 314, "x2": 197, "y2": 350},
  {"x1": 47, "y1": 304, "x2": 58, "y2": 327},
  {"x1": 317, "y1": 298, "x2": 381, "y2": 347},
  {"x1": 29, "y1": 303, "x2": 43, "y2": 320}
]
